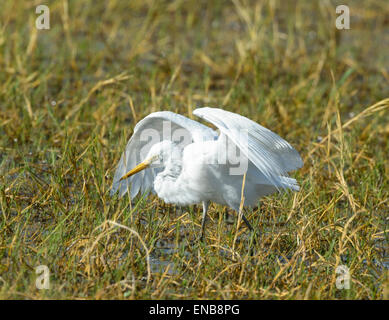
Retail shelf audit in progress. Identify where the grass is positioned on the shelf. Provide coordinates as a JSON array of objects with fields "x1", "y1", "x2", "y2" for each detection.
[{"x1": 0, "y1": 0, "x2": 388, "y2": 299}]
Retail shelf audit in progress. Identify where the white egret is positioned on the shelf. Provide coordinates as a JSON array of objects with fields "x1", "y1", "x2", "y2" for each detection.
[{"x1": 111, "y1": 107, "x2": 303, "y2": 239}]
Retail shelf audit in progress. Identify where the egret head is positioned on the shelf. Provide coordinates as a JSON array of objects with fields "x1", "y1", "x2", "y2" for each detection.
[{"x1": 119, "y1": 140, "x2": 179, "y2": 181}]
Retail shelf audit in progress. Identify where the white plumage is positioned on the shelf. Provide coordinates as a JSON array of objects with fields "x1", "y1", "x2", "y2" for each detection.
[{"x1": 111, "y1": 107, "x2": 303, "y2": 237}]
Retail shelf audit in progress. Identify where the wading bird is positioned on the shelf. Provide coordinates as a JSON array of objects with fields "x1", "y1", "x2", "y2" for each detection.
[{"x1": 111, "y1": 107, "x2": 303, "y2": 240}]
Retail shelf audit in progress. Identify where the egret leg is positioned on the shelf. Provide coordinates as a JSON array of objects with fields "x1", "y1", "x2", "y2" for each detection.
[
  {"x1": 241, "y1": 213, "x2": 254, "y2": 232},
  {"x1": 239, "y1": 209, "x2": 258, "y2": 255},
  {"x1": 235, "y1": 205, "x2": 254, "y2": 232},
  {"x1": 199, "y1": 201, "x2": 210, "y2": 241}
]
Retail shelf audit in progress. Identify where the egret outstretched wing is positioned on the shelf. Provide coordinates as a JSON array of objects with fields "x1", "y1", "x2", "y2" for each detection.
[
  {"x1": 111, "y1": 111, "x2": 217, "y2": 198},
  {"x1": 193, "y1": 107, "x2": 303, "y2": 189}
]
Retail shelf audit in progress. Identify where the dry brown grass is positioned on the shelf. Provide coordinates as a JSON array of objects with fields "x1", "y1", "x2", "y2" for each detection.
[{"x1": 0, "y1": 0, "x2": 388, "y2": 299}]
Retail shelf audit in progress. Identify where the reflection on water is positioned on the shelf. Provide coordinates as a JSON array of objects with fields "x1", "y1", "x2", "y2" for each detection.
[
  {"x1": 149, "y1": 240, "x2": 180, "y2": 275},
  {"x1": 147, "y1": 234, "x2": 389, "y2": 280}
]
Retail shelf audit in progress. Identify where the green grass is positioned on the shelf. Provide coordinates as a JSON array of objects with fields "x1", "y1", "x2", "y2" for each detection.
[{"x1": 0, "y1": 0, "x2": 388, "y2": 299}]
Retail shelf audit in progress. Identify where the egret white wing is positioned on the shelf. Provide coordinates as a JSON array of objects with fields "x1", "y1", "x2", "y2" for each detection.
[
  {"x1": 193, "y1": 107, "x2": 303, "y2": 189},
  {"x1": 111, "y1": 111, "x2": 217, "y2": 198}
]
